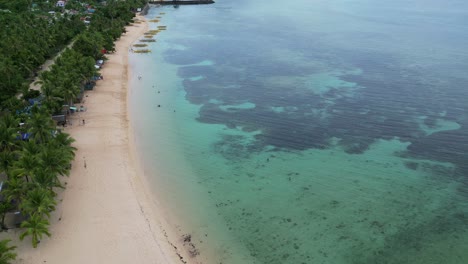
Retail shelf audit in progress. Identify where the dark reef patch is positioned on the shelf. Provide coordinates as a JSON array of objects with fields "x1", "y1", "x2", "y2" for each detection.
[{"x1": 167, "y1": 38, "x2": 468, "y2": 178}]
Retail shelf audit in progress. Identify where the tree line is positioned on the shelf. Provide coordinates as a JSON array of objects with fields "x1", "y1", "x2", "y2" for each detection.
[{"x1": 0, "y1": 0, "x2": 148, "y2": 261}]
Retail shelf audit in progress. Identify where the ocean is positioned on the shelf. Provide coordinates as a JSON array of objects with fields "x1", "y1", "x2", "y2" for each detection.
[{"x1": 128, "y1": 0, "x2": 468, "y2": 263}]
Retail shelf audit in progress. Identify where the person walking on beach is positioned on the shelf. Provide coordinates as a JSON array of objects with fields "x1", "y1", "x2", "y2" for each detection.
[{"x1": 82, "y1": 119, "x2": 85, "y2": 125}]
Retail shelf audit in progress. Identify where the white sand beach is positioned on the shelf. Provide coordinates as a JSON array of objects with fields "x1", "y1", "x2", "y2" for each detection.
[{"x1": 5, "y1": 15, "x2": 195, "y2": 264}]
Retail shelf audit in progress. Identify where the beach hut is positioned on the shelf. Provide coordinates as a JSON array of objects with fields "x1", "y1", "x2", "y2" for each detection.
[
  {"x1": 75, "y1": 91, "x2": 84, "y2": 103},
  {"x1": 52, "y1": 115, "x2": 67, "y2": 126},
  {"x1": 56, "y1": 0, "x2": 65, "y2": 7},
  {"x1": 4, "y1": 211, "x2": 27, "y2": 229},
  {"x1": 84, "y1": 81, "x2": 96, "y2": 90}
]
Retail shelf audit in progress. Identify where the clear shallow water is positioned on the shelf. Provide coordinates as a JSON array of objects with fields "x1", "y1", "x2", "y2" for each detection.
[{"x1": 129, "y1": 0, "x2": 468, "y2": 263}]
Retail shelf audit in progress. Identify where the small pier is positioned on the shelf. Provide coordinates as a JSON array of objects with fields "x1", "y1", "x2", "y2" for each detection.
[{"x1": 149, "y1": 0, "x2": 214, "y2": 5}]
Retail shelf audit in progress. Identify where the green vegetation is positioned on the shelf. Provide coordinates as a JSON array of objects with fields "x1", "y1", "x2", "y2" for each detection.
[
  {"x1": 0, "y1": 239, "x2": 16, "y2": 264},
  {"x1": 0, "y1": 0, "x2": 148, "y2": 255},
  {"x1": 19, "y1": 214, "x2": 52, "y2": 248},
  {"x1": 0, "y1": 10, "x2": 85, "y2": 108}
]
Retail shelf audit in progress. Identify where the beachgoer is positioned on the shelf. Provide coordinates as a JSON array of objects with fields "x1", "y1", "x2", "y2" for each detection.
[{"x1": 82, "y1": 119, "x2": 85, "y2": 125}]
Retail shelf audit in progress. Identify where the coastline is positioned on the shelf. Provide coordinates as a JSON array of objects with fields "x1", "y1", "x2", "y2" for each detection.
[{"x1": 6, "y1": 15, "x2": 190, "y2": 264}]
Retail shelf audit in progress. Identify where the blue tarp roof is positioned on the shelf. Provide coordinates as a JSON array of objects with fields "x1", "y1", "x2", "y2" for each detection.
[{"x1": 16, "y1": 133, "x2": 30, "y2": 141}]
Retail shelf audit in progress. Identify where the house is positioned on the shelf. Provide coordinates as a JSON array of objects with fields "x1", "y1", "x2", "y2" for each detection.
[
  {"x1": 56, "y1": 0, "x2": 66, "y2": 7},
  {"x1": 4, "y1": 211, "x2": 27, "y2": 229},
  {"x1": 52, "y1": 115, "x2": 67, "y2": 126}
]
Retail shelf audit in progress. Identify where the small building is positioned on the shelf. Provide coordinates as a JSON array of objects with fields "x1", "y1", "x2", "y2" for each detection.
[
  {"x1": 4, "y1": 211, "x2": 27, "y2": 229},
  {"x1": 52, "y1": 115, "x2": 67, "y2": 126},
  {"x1": 56, "y1": 0, "x2": 66, "y2": 7}
]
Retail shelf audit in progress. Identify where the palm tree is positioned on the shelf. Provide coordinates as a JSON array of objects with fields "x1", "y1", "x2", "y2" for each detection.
[
  {"x1": 50, "y1": 132, "x2": 76, "y2": 160},
  {"x1": 20, "y1": 188, "x2": 56, "y2": 218},
  {"x1": 20, "y1": 140, "x2": 41, "y2": 156},
  {"x1": 0, "y1": 202, "x2": 13, "y2": 230},
  {"x1": 0, "y1": 114, "x2": 19, "y2": 132},
  {"x1": 35, "y1": 72, "x2": 62, "y2": 112},
  {"x1": 0, "y1": 239, "x2": 16, "y2": 264},
  {"x1": 0, "y1": 122, "x2": 18, "y2": 153},
  {"x1": 39, "y1": 144, "x2": 72, "y2": 177},
  {"x1": 2, "y1": 177, "x2": 27, "y2": 206},
  {"x1": 59, "y1": 83, "x2": 81, "y2": 108},
  {"x1": 0, "y1": 151, "x2": 16, "y2": 178},
  {"x1": 19, "y1": 213, "x2": 51, "y2": 248},
  {"x1": 27, "y1": 107, "x2": 55, "y2": 144},
  {"x1": 32, "y1": 170, "x2": 63, "y2": 193},
  {"x1": 11, "y1": 150, "x2": 39, "y2": 182}
]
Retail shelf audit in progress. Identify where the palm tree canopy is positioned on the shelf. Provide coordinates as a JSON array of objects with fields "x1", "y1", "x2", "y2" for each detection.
[
  {"x1": 19, "y1": 214, "x2": 51, "y2": 248},
  {"x1": 0, "y1": 113, "x2": 19, "y2": 153},
  {"x1": 0, "y1": 151, "x2": 16, "y2": 177},
  {"x1": 0, "y1": 239, "x2": 17, "y2": 264},
  {"x1": 11, "y1": 151, "x2": 40, "y2": 181},
  {"x1": 20, "y1": 188, "x2": 56, "y2": 218},
  {"x1": 2, "y1": 176, "x2": 27, "y2": 204},
  {"x1": 27, "y1": 106, "x2": 55, "y2": 144}
]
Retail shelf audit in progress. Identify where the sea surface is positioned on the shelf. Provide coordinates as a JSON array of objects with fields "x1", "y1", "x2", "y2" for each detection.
[{"x1": 129, "y1": 0, "x2": 468, "y2": 263}]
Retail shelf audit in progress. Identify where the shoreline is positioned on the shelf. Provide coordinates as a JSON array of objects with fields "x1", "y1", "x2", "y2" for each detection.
[{"x1": 5, "y1": 15, "x2": 191, "y2": 264}]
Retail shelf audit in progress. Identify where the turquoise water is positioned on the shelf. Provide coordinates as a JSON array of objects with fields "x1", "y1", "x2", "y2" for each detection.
[{"x1": 129, "y1": 0, "x2": 468, "y2": 263}]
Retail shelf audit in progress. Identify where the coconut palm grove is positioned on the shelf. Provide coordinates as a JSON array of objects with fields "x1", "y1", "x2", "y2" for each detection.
[{"x1": 0, "y1": 0, "x2": 146, "y2": 261}]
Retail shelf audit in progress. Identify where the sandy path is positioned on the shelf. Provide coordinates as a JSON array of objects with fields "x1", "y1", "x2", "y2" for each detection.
[
  {"x1": 5, "y1": 16, "x2": 189, "y2": 264},
  {"x1": 29, "y1": 41, "x2": 75, "y2": 91}
]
